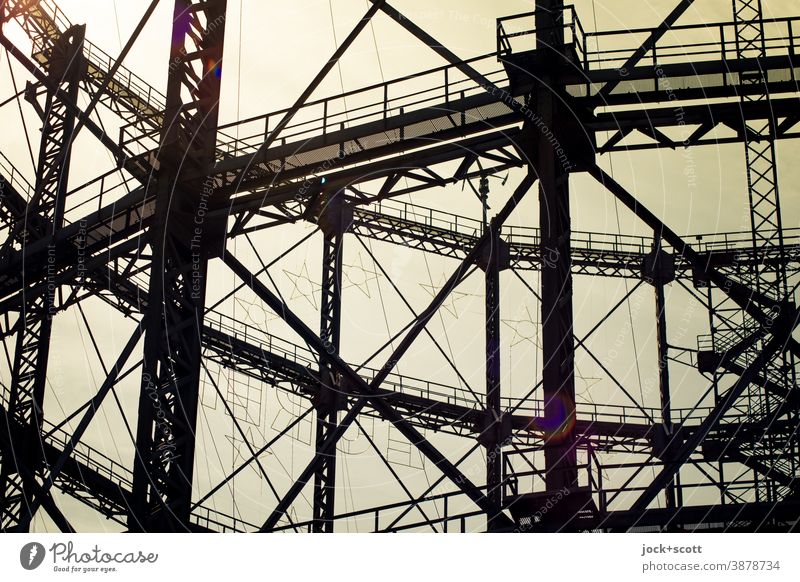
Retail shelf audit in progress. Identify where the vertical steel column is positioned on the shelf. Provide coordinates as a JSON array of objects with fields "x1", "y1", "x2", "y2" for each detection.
[
  {"x1": 731, "y1": 0, "x2": 795, "y2": 502},
  {"x1": 128, "y1": 0, "x2": 227, "y2": 532},
  {"x1": 535, "y1": 1, "x2": 578, "y2": 492},
  {"x1": 0, "y1": 25, "x2": 84, "y2": 532},
  {"x1": 312, "y1": 192, "x2": 347, "y2": 532},
  {"x1": 484, "y1": 223, "x2": 504, "y2": 529},
  {"x1": 654, "y1": 274, "x2": 676, "y2": 511},
  {"x1": 644, "y1": 237, "x2": 677, "y2": 512}
]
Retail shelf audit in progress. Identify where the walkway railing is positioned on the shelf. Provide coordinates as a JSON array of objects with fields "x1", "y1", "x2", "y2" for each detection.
[{"x1": 498, "y1": 6, "x2": 800, "y2": 72}]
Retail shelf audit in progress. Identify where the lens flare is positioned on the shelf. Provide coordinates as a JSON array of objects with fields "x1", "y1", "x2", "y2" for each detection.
[
  {"x1": 532, "y1": 394, "x2": 576, "y2": 443},
  {"x1": 206, "y1": 58, "x2": 222, "y2": 78}
]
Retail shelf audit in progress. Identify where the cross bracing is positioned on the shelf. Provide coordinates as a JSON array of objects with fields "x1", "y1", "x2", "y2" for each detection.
[{"x1": 0, "y1": 0, "x2": 799, "y2": 532}]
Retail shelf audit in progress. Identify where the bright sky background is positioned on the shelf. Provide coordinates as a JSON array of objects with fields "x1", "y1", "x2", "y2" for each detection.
[{"x1": 1, "y1": 1, "x2": 798, "y2": 531}]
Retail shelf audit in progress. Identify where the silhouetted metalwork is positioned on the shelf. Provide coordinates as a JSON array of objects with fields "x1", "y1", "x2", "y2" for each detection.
[{"x1": 0, "y1": 0, "x2": 798, "y2": 532}]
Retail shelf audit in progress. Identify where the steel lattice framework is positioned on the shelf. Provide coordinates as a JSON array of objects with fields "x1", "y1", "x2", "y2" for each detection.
[{"x1": 0, "y1": 0, "x2": 799, "y2": 532}]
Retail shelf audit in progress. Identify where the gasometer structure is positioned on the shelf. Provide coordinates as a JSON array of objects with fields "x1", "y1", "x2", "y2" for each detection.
[{"x1": 0, "y1": 0, "x2": 799, "y2": 532}]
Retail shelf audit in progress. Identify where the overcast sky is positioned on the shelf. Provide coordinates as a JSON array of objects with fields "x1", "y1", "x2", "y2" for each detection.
[{"x1": 1, "y1": 0, "x2": 798, "y2": 532}]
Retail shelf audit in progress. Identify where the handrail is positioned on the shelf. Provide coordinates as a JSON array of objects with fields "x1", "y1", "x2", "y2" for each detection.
[
  {"x1": 497, "y1": 7, "x2": 800, "y2": 74},
  {"x1": 121, "y1": 52, "x2": 509, "y2": 159},
  {"x1": 14, "y1": 0, "x2": 800, "y2": 169},
  {"x1": 203, "y1": 308, "x2": 758, "y2": 430},
  {"x1": 268, "y1": 485, "x2": 489, "y2": 533},
  {"x1": 0, "y1": 151, "x2": 35, "y2": 199},
  {"x1": 41, "y1": 418, "x2": 133, "y2": 489},
  {"x1": 9, "y1": 0, "x2": 244, "y2": 159},
  {"x1": 357, "y1": 198, "x2": 800, "y2": 258},
  {"x1": 11, "y1": 0, "x2": 166, "y2": 116}
]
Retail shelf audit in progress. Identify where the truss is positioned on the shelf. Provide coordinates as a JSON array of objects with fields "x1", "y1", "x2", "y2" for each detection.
[{"x1": 0, "y1": 0, "x2": 799, "y2": 532}]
